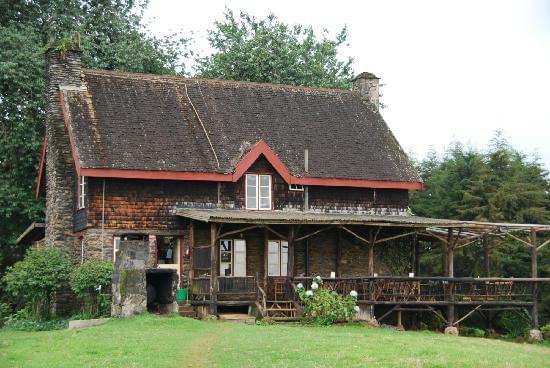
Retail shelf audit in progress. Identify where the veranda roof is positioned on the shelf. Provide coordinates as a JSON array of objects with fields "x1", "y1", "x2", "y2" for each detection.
[{"x1": 175, "y1": 208, "x2": 550, "y2": 232}]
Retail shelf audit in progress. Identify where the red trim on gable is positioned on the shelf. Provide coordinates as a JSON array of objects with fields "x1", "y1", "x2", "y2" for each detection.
[
  {"x1": 35, "y1": 134, "x2": 48, "y2": 199},
  {"x1": 79, "y1": 168, "x2": 232, "y2": 181},
  {"x1": 232, "y1": 139, "x2": 292, "y2": 183}
]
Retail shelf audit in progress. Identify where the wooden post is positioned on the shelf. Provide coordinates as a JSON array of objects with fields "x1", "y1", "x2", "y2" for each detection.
[
  {"x1": 447, "y1": 228, "x2": 454, "y2": 278},
  {"x1": 441, "y1": 240, "x2": 448, "y2": 277},
  {"x1": 336, "y1": 229, "x2": 342, "y2": 277},
  {"x1": 446, "y1": 228, "x2": 455, "y2": 326},
  {"x1": 530, "y1": 227, "x2": 539, "y2": 330},
  {"x1": 368, "y1": 229, "x2": 374, "y2": 276},
  {"x1": 397, "y1": 309, "x2": 403, "y2": 330},
  {"x1": 189, "y1": 220, "x2": 195, "y2": 287},
  {"x1": 483, "y1": 233, "x2": 490, "y2": 277},
  {"x1": 367, "y1": 228, "x2": 375, "y2": 320},
  {"x1": 209, "y1": 223, "x2": 218, "y2": 315},
  {"x1": 412, "y1": 232, "x2": 419, "y2": 275},
  {"x1": 263, "y1": 228, "x2": 269, "y2": 290},
  {"x1": 287, "y1": 226, "x2": 295, "y2": 278}
]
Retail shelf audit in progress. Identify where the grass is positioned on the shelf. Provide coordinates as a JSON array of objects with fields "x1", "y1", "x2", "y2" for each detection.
[{"x1": 0, "y1": 314, "x2": 548, "y2": 368}]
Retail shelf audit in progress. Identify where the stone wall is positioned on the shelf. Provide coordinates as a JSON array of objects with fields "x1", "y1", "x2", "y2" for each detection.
[
  {"x1": 44, "y1": 49, "x2": 82, "y2": 256},
  {"x1": 111, "y1": 240, "x2": 150, "y2": 317}
]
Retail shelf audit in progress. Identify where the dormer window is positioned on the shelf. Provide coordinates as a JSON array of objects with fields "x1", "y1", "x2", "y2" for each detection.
[{"x1": 246, "y1": 174, "x2": 271, "y2": 210}]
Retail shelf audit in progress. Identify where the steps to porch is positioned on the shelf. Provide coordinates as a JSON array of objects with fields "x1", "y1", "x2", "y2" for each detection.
[
  {"x1": 265, "y1": 300, "x2": 299, "y2": 321},
  {"x1": 178, "y1": 302, "x2": 196, "y2": 318}
]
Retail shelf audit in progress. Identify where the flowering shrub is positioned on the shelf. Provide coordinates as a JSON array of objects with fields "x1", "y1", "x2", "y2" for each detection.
[{"x1": 296, "y1": 276, "x2": 358, "y2": 325}]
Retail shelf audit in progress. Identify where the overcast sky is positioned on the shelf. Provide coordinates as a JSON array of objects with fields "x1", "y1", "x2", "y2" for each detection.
[{"x1": 145, "y1": 0, "x2": 550, "y2": 169}]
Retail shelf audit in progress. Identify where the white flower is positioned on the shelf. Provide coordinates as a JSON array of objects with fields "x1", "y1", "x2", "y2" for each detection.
[
  {"x1": 311, "y1": 282, "x2": 319, "y2": 290},
  {"x1": 350, "y1": 290, "x2": 358, "y2": 298},
  {"x1": 315, "y1": 275, "x2": 322, "y2": 281},
  {"x1": 297, "y1": 283, "x2": 304, "y2": 289},
  {"x1": 305, "y1": 290, "x2": 313, "y2": 297},
  {"x1": 354, "y1": 305, "x2": 360, "y2": 313}
]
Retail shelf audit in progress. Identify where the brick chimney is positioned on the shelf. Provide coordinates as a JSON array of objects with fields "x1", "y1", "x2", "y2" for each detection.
[
  {"x1": 352, "y1": 72, "x2": 380, "y2": 111},
  {"x1": 44, "y1": 48, "x2": 83, "y2": 256}
]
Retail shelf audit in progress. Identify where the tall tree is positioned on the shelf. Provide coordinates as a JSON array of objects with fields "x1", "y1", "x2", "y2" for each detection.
[
  {"x1": 196, "y1": 9, "x2": 354, "y2": 89},
  {"x1": 0, "y1": 0, "x2": 190, "y2": 279}
]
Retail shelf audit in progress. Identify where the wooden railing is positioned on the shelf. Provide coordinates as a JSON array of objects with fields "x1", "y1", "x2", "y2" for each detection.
[
  {"x1": 218, "y1": 276, "x2": 257, "y2": 294},
  {"x1": 190, "y1": 277, "x2": 211, "y2": 301},
  {"x1": 291, "y1": 277, "x2": 545, "y2": 304}
]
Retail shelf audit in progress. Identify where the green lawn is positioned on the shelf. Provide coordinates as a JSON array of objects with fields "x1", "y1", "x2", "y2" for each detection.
[{"x1": 0, "y1": 314, "x2": 548, "y2": 368}]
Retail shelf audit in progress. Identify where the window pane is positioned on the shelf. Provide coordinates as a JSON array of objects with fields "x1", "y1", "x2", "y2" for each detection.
[
  {"x1": 260, "y1": 186, "x2": 269, "y2": 197},
  {"x1": 246, "y1": 196, "x2": 257, "y2": 209},
  {"x1": 260, "y1": 197, "x2": 269, "y2": 209},
  {"x1": 259, "y1": 175, "x2": 269, "y2": 186},
  {"x1": 247, "y1": 175, "x2": 257, "y2": 186},
  {"x1": 268, "y1": 241, "x2": 280, "y2": 276}
]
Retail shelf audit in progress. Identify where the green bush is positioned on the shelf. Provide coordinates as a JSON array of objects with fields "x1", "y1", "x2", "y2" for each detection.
[
  {"x1": 497, "y1": 311, "x2": 531, "y2": 338},
  {"x1": 70, "y1": 260, "x2": 113, "y2": 317},
  {"x1": 2, "y1": 247, "x2": 72, "y2": 320},
  {"x1": 4, "y1": 318, "x2": 67, "y2": 331},
  {"x1": 296, "y1": 276, "x2": 358, "y2": 325},
  {"x1": 0, "y1": 303, "x2": 11, "y2": 328},
  {"x1": 459, "y1": 326, "x2": 485, "y2": 338},
  {"x1": 540, "y1": 324, "x2": 550, "y2": 339}
]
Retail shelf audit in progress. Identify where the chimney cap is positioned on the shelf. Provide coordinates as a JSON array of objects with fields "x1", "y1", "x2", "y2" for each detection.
[{"x1": 352, "y1": 72, "x2": 379, "y2": 81}]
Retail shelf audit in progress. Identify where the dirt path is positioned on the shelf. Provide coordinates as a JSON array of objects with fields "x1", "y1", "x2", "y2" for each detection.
[{"x1": 183, "y1": 322, "x2": 233, "y2": 368}]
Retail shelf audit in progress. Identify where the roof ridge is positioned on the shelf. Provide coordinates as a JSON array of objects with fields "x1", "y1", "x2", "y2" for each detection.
[{"x1": 81, "y1": 68, "x2": 356, "y2": 95}]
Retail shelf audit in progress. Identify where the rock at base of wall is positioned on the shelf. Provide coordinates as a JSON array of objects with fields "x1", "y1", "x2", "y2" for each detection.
[
  {"x1": 68, "y1": 318, "x2": 109, "y2": 330},
  {"x1": 444, "y1": 326, "x2": 459, "y2": 336},
  {"x1": 529, "y1": 329, "x2": 543, "y2": 342}
]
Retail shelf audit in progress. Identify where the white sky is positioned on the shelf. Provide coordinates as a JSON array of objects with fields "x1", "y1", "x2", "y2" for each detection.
[{"x1": 145, "y1": 0, "x2": 550, "y2": 169}]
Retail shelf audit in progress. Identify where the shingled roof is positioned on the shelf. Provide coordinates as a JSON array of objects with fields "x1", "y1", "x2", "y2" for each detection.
[{"x1": 59, "y1": 68, "x2": 421, "y2": 187}]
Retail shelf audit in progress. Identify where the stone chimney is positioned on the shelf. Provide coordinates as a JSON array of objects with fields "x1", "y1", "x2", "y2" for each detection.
[
  {"x1": 44, "y1": 48, "x2": 83, "y2": 256},
  {"x1": 352, "y1": 72, "x2": 380, "y2": 111}
]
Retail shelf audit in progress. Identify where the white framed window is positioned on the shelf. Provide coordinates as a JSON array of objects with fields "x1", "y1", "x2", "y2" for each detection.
[
  {"x1": 78, "y1": 175, "x2": 86, "y2": 209},
  {"x1": 245, "y1": 174, "x2": 271, "y2": 210},
  {"x1": 220, "y1": 239, "x2": 246, "y2": 276},
  {"x1": 289, "y1": 184, "x2": 304, "y2": 191},
  {"x1": 268, "y1": 240, "x2": 288, "y2": 276}
]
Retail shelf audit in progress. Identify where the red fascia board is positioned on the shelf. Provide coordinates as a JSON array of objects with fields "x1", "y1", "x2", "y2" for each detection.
[
  {"x1": 35, "y1": 134, "x2": 48, "y2": 199},
  {"x1": 80, "y1": 168, "x2": 232, "y2": 181},
  {"x1": 232, "y1": 139, "x2": 292, "y2": 183},
  {"x1": 292, "y1": 176, "x2": 424, "y2": 190}
]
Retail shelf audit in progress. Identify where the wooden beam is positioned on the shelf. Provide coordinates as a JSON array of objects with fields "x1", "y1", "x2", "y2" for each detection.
[
  {"x1": 504, "y1": 232, "x2": 532, "y2": 248},
  {"x1": 421, "y1": 230, "x2": 448, "y2": 244},
  {"x1": 453, "y1": 305, "x2": 482, "y2": 326},
  {"x1": 536, "y1": 238, "x2": 550, "y2": 251},
  {"x1": 217, "y1": 225, "x2": 259, "y2": 240},
  {"x1": 339, "y1": 226, "x2": 370, "y2": 245},
  {"x1": 295, "y1": 226, "x2": 335, "y2": 242},
  {"x1": 447, "y1": 228, "x2": 454, "y2": 278},
  {"x1": 374, "y1": 230, "x2": 417, "y2": 245},
  {"x1": 209, "y1": 223, "x2": 218, "y2": 315},
  {"x1": 264, "y1": 225, "x2": 288, "y2": 241},
  {"x1": 377, "y1": 304, "x2": 399, "y2": 322}
]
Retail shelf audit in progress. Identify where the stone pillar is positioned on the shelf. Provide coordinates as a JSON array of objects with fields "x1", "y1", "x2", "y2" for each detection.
[
  {"x1": 44, "y1": 48, "x2": 82, "y2": 256},
  {"x1": 111, "y1": 240, "x2": 150, "y2": 317}
]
